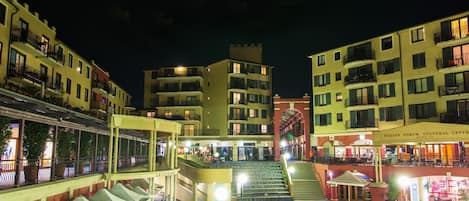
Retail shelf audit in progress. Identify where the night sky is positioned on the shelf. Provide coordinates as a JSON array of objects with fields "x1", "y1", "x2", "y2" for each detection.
[{"x1": 22, "y1": 0, "x2": 468, "y2": 107}]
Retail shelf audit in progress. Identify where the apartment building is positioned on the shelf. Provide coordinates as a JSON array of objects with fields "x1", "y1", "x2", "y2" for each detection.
[
  {"x1": 109, "y1": 79, "x2": 133, "y2": 115},
  {"x1": 310, "y1": 11, "x2": 469, "y2": 163},
  {"x1": 143, "y1": 44, "x2": 274, "y2": 161}
]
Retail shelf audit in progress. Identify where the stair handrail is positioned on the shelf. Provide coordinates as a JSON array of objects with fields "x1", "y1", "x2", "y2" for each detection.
[{"x1": 280, "y1": 155, "x2": 293, "y2": 195}]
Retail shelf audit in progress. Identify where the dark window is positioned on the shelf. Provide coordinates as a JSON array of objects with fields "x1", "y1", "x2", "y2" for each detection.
[
  {"x1": 151, "y1": 71, "x2": 158, "y2": 79},
  {"x1": 66, "y1": 78, "x2": 71, "y2": 94},
  {"x1": 381, "y1": 36, "x2": 393, "y2": 50},
  {"x1": 86, "y1": 66, "x2": 90, "y2": 78},
  {"x1": 408, "y1": 76, "x2": 434, "y2": 94},
  {"x1": 78, "y1": 61, "x2": 83, "y2": 74},
  {"x1": 39, "y1": 65, "x2": 48, "y2": 82},
  {"x1": 412, "y1": 52, "x2": 426, "y2": 69},
  {"x1": 76, "y1": 84, "x2": 81, "y2": 99},
  {"x1": 379, "y1": 106, "x2": 403, "y2": 121},
  {"x1": 314, "y1": 113, "x2": 331, "y2": 126},
  {"x1": 317, "y1": 55, "x2": 325, "y2": 66},
  {"x1": 377, "y1": 58, "x2": 400, "y2": 74},
  {"x1": 335, "y1": 72, "x2": 341, "y2": 81},
  {"x1": 68, "y1": 53, "x2": 73, "y2": 68},
  {"x1": 313, "y1": 73, "x2": 330, "y2": 87},
  {"x1": 334, "y1": 52, "x2": 340, "y2": 61},
  {"x1": 378, "y1": 83, "x2": 396, "y2": 98},
  {"x1": 55, "y1": 73, "x2": 62, "y2": 89},
  {"x1": 0, "y1": 3, "x2": 5, "y2": 25},
  {"x1": 411, "y1": 27, "x2": 424, "y2": 43},
  {"x1": 337, "y1": 113, "x2": 343, "y2": 122},
  {"x1": 314, "y1": 93, "x2": 331, "y2": 106},
  {"x1": 0, "y1": 42, "x2": 2, "y2": 64},
  {"x1": 84, "y1": 88, "x2": 89, "y2": 102},
  {"x1": 409, "y1": 102, "x2": 436, "y2": 119},
  {"x1": 261, "y1": 110, "x2": 267, "y2": 119}
]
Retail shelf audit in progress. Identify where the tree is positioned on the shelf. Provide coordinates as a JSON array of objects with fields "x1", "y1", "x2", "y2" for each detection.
[
  {"x1": 0, "y1": 116, "x2": 12, "y2": 152},
  {"x1": 23, "y1": 121, "x2": 49, "y2": 183},
  {"x1": 387, "y1": 174, "x2": 400, "y2": 201}
]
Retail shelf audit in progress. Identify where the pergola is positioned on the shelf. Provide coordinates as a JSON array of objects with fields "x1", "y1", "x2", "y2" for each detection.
[{"x1": 106, "y1": 114, "x2": 181, "y2": 200}]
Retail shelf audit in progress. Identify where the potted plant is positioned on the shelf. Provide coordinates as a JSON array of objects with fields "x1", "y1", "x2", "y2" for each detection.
[
  {"x1": 78, "y1": 132, "x2": 93, "y2": 174},
  {"x1": 23, "y1": 121, "x2": 49, "y2": 184},
  {"x1": 55, "y1": 129, "x2": 74, "y2": 177}
]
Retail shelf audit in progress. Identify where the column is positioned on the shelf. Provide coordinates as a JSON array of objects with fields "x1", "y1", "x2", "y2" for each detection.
[
  {"x1": 232, "y1": 143, "x2": 238, "y2": 161},
  {"x1": 50, "y1": 125, "x2": 58, "y2": 181},
  {"x1": 329, "y1": 184, "x2": 338, "y2": 201},
  {"x1": 258, "y1": 141, "x2": 264, "y2": 161},
  {"x1": 113, "y1": 128, "x2": 120, "y2": 173},
  {"x1": 171, "y1": 133, "x2": 176, "y2": 169},
  {"x1": 75, "y1": 130, "x2": 81, "y2": 174},
  {"x1": 206, "y1": 183, "x2": 215, "y2": 201},
  {"x1": 14, "y1": 119, "x2": 25, "y2": 186},
  {"x1": 193, "y1": 182, "x2": 198, "y2": 201},
  {"x1": 107, "y1": 127, "x2": 114, "y2": 185}
]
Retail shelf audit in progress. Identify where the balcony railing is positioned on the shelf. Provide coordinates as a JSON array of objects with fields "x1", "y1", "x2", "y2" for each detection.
[
  {"x1": 47, "y1": 81, "x2": 64, "y2": 93},
  {"x1": 90, "y1": 100, "x2": 107, "y2": 111},
  {"x1": 92, "y1": 81, "x2": 111, "y2": 93},
  {"x1": 7, "y1": 64, "x2": 48, "y2": 84},
  {"x1": 437, "y1": 54, "x2": 469, "y2": 69},
  {"x1": 181, "y1": 83, "x2": 202, "y2": 91},
  {"x1": 344, "y1": 73, "x2": 376, "y2": 85},
  {"x1": 157, "y1": 100, "x2": 201, "y2": 107},
  {"x1": 440, "y1": 112, "x2": 469, "y2": 124},
  {"x1": 46, "y1": 51, "x2": 65, "y2": 64},
  {"x1": 227, "y1": 129, "x2": 273, "y2": 135},
  {"x1": 158, "y1": 70, "x2": 203, "y2": 78},
  {"x1": 434, "y1": 32, "x2": 469, "y2": 44},
  {"x1": 345, "y1": 96, "x2": 378, "y2": 107},
  {"x1": 229, "y1": 114, "x2": 248, "y2": 120},
  {"x1": 343, "y1": 50, "x2": 375, "y2": 64},
  {"x1": 11, "y1": 28, "x2": 46, "y2": 53},
  {"x1": 156, "y1": 114, "x2": 201, "y2": 121},
  {"x1": 229, "y1": 99, "x2": 247, "y2": 105},
  {"x1": 438, "y1": 84, "x2": 468, "y2": 96},
  {"x1": 229, "y1": 83, "x2": 246, "y2": 90},
  {"x1": 345, "y1": 119, "x2": 377, "y2": 129}
]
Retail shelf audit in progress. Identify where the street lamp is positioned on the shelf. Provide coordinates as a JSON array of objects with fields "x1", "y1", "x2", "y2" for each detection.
[
  {"x1": 214, "y1": 187, "x2": 229, "y2": 201},
  {"x1": 287, "y1": 166, "x2": 296, "y2": 174},
  {"x1": 283, "y1": 152, "x2": 291, "y2": 160},
  {"x1": 238, "y1": 173, "x2": 248, "y2": 198},
  {"x1": 398, "y1": 176, "x2": 410, "y2": 201}
]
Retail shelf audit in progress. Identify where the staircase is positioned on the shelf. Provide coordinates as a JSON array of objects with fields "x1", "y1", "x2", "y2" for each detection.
[
  {"x1": 230, "y1": 161, "x2": 293, "y2": 201},
  {"x1": 288, "y1": 162, "x2": 326, "y2": 201}
]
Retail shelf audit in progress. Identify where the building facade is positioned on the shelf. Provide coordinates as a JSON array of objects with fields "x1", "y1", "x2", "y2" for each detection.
[
  {"x1": 143, "y1": 44, "x2": 275, "y2": 161},
  {"x1": 310, "y1": 11, "x2": 469, "y2": 162}
]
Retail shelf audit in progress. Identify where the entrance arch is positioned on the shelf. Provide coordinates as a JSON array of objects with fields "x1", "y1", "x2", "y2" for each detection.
[{"x1": 273, "y1": 94, "x2": 311, "y2": 161}]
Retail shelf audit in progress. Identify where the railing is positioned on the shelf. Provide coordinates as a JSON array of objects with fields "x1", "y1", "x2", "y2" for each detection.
[
  {"x1": 345, "y1": 96, "x2": 378, "y2": 107},
  {"x1": 46, "y1": 51, "x2": 65, "y2": 64},
  {"x1": 157, "y1": 100, "x2": 201, "y2": 107},
  {"x1": 437, "y1": 54, "x2": 469, "y2": 69},
  {"x1": 343, "y1": 50, "x2": 375, "y2": 64},
  {"x1": 344, "y1": 73, "x2": 376, "y2": 85},
  {"x1": 345, "y1": 120, "x2": 378, "y2": 129},
  {"x1": 280, "y1": 155, "x2": 293, "y2": 194},
  {"x1": 315, "y1": 156, "x2": 469, "y2": 168},
  {"x1": 438, "y1": 84, "x2": 468, "y2": 96},
  {"x1": 47, "y1": 81, "x2": 64, "y2": 93},
  {"x1": 229, "y1": 83, "x2": 247, "y2": 90},
  {"x1": 157, "y1": 70, "x2": 203, "y2": 77},
  {"x1": 92, "y1": 81, "x2": 111, "y2": 93},
  {"x1": 229, "y1": 114, "x2": 248, "y2": 120},
  {"x1": 90, "y1": 100, "x2": 107, "y2": 111},
  {"x1": 227, "y1": 129, "x2": 273, "y2": 135},
  {"x1": 229, "y1": 99, "x2": 247, "y2": 105},
  {"x1": 11, "y1": 28, "x2": 45, "y2": 53},
  {"x1": 434, "y1": 32, "x2": 469, "y2": 43},
  {"x1": 7, "y1": 64, "x2": 48, "y2": 84},
  {"x1": 156, "y1": 114, "x2": 201, "y2": 121},
  {"x1": 180, "y1": 83, "x2": 202, "y2": 91},
  {"x1": 440, "y1": 112, "x2": 469, "y2": 124}
]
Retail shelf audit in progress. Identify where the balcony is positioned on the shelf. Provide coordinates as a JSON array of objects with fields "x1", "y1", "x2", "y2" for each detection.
[
  {"x1": 434, "y1": 32, "x2": 469, "y2": 47},
  {"x1": 229, "y1": 114, "x2": 248, "y2": 120},
  {"x1": 229, "y1": 99, "x2": 248, "y2": 105},
  {"x1": 90, "y1": 100, "x2": 107, "y2": 112},
  {"x1": 156, "y1": 114, "x2": 201, "y2": 121},
  {"x1": 345, "y1": 96, "x2": 378, "y2": 107},
  {"x1": 7, "y1": 64, "x2": 48, "y2": 84},
  {"x1": 181, "y1": 83, "x2": 202, "y2": 92},
  {"x1": 438, "y1": 84, "x2": 469, "y2": 96},
  {"x1": 11, "y1": 28, "x2": 48, "y2": 56},
  {"x1": 92, "y1": 81, "x2": 110, "y2": 94},
  {"x1": 343, "y1": 50, "x2": 375, "y2": 68},
  {"x1": 437, "y1": 54, "x2": 469, "y2": 71},
  {"x1": 440, "y1": 112, "x2": 469, "y2": 124},
  {"x1": 47, "y1": 81, "x2": 64, "y2": 95},
  {"x1": 346, "y1": 119, "x2": 378, "y2": 129},
  {"x1": 156, "y1": 69, "x2": 203, "y2": 78},
  {"x1": 157, "y1": 100, "x2": 201, "y2": 107},
  {"x1": 227, "y1": 128, "x2": 273, "y2": 135},
  {"x1": 344, "y1": 73, "x2": 376, "y2": 87},
  {"x1": 45, "y1": 51, "x2": 65, "y2": 65},
  {"x1": 229, "y1": 83, "x2": 247, "y2": 90}
]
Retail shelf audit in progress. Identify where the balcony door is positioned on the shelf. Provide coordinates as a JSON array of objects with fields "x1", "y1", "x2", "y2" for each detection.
[
  {"x1": 19, "y1": 19, "x2": 28, "y2": 41},
  {"x1": 9, "y1": 49, "x2": 25, "y2": 73},
  {"x1": 349, "y1": 86, "x2": 373, "y2": 105},
  {"x1": 350, "y1": 109, "x2": 374, "y2": 128}
]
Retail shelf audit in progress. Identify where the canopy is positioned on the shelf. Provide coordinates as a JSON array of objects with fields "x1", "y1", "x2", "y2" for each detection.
[
  {"x1": 373, "y1": 122, "x2": 469, "y2": 145},
  {"x1": 110, "y1": 183, "x2": 149, "y2": 201},
  {"x1": 90, "y1": 189, "x2": 126, "y2": 201},
  {"x1": 327, "y1": 171, "x2": 370, "y2": 187}
]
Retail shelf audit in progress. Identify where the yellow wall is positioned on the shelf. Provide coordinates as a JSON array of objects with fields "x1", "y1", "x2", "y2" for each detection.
[
  {"x1": 109, "y1": 80, "x2": 132, "y2": 115},
  {"x1": 205, "y1": 60, "x2": 229, "y2": 136},
  {"x1": 0, "y1": 0, "x2": 12, "y2": 83},
  {"x1": 311, "y1": 11, "x2": 469, "y2": 137}
]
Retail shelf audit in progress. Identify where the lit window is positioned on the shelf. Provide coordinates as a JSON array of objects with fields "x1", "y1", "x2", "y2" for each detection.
[
  {"x1": 184, "y1": 110, "x2": 191, "y2": 120},
  {"x1": 249, "y1": 109, "x2": 255, "y2": 118},
  {"x1": 164, "y1": 111, "x2": 172, "y2": 118},
  {"x1": 336, "y1": 93, "x2": 343, "y2": 101},
  {"x1": 146, "y1": 112, "x2": 155, "y2": 118},
  {"x1": 233, "y1": 92, "x2": 241, "y2": 104},
  {"x1": 183, "y1": 125, "x2": 195, "y2": 136},
  {"x1": 261, "y1": 124, "x2": 267, "y2": 133},
  {"x1": 233, "y1": 124, "x2": 241, "y2": 135},
  {"x1": 451, "y1": 17, "x2": 468, "y2": 39},
  {"x1": 233, "y1": 63, "x2": 241, "y2": 73},
  {"x1": 411, "y1": 27, "x2": 424, "y2": 43},
  {"x1": 261, "y1": 66, "x2": 267, "y2": 75}
]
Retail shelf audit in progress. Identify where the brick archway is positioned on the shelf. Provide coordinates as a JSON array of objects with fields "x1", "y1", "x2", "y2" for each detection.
[{"x1": 273, "y1": 95, "x2": 311, "y2": 161}]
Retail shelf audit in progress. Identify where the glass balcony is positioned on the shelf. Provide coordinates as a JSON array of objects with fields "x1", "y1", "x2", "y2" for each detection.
[
  {"x1": 343, "y1": 50, "x2": 375, "y2": 64},
  {"x1": 437, "y1": 54, "x2": 469, "y2": 69},
  {"x1": 344, "y1": 73, "x2": 376, "y2": 86},
  {"x1": 345, "y1": 119, "x2": 377, "y2": 129},
  {"x1": 345, "y1": 96, "x2": 378, "y2": 107},
  {"x1": 439, "y1": 84, "x2": 469, "y2": 96},
  {"x1": 440, "y1": 112, "x2": 469, "y2": 124},
  {"x1": 229, "y1": 114, "x2": 248, "y2": 120}
]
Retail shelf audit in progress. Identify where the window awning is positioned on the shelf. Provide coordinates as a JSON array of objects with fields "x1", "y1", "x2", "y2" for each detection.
[
  {"x1": 373, "y1": 122, "x2": 469, "y2": 145},
  {"x1": 327, "y1": 170, "x2": 370, "y2": 187}
]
